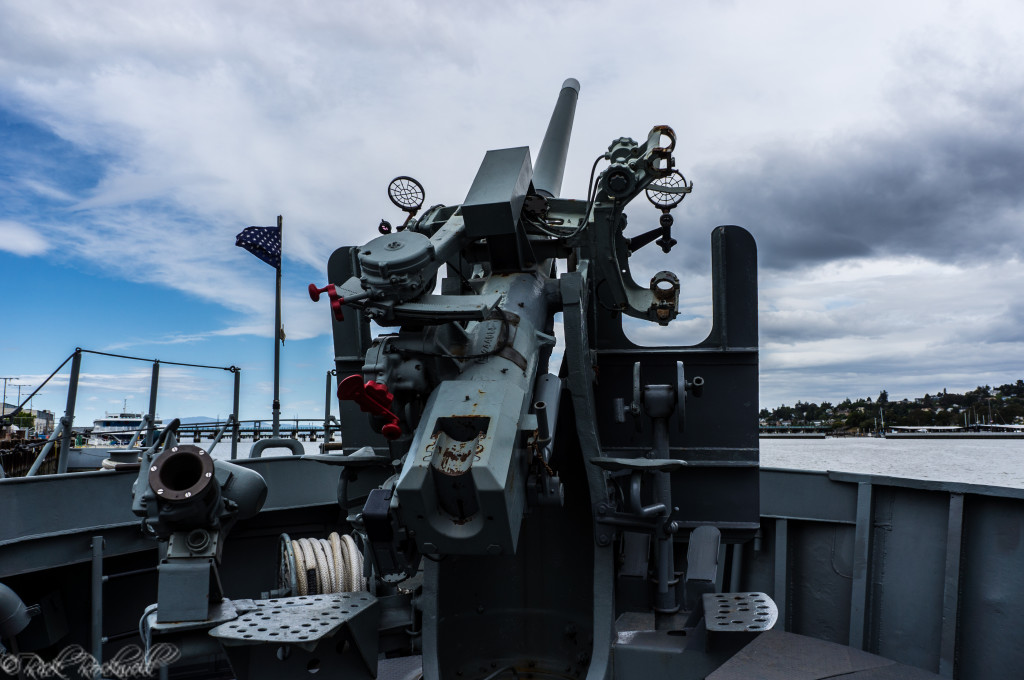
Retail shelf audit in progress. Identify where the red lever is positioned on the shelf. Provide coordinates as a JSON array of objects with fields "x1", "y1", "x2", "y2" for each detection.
[
  {"x1": 309, "y1": 283, "x2": 346, "y2": 321},
  {"x1": 338, "y1": 375, "x2": 402, "y2": 440},
  {"x1": 308, "y1": 283, "x2": 336, "y2": 302}
]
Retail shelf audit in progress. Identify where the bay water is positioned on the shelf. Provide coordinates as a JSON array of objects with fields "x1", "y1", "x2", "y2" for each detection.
[
  {"x1": 760, "y1": 437, "x2": 1024, "y2": 489},
  {"x1": 215, "y1": 435, "x2": 1024, "y2": 490}
]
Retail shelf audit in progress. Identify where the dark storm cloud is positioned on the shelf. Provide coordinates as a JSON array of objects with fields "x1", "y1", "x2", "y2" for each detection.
[{"x1": 684, "y1": 89, "x2": 1024, "y2": 272}]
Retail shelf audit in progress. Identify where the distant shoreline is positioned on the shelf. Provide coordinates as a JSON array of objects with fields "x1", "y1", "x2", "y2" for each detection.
[{"x1": 760, "y1": 432, "x2": 1024, "y2": 440}]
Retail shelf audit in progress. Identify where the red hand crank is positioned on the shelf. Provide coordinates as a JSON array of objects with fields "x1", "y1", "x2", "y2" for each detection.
[
  {"x1": 309, "y1": 283, "x2": 346, "y2": 321},
  {"x1": 337, "y1": 375, "x2": 402, "y2": 440}
]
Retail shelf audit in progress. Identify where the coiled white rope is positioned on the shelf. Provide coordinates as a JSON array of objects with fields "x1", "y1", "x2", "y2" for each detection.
[{"x1": 289, "y1": 532, "x2": 366, "y2": 595}]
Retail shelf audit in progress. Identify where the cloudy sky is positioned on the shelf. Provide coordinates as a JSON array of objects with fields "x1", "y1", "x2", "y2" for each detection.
[{"x1": 1, "y1": 0, "x2": 1022, "y2": 427}]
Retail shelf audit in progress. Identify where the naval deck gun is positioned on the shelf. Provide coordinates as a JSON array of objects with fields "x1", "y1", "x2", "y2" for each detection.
[{"x1": 139, "y1": 78, "x2": 768, "y2": 679}]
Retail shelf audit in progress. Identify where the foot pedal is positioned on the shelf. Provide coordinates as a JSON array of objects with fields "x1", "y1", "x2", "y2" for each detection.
[
  {"x1": 208, "y1": 594, "x2": 381, "y2": 678},
  {"x1": 210, "y1": 593, "x2": 377, "y2": 645},
  {"x1": 703, "y1": 592, "x2": 777, "y2": 632}
]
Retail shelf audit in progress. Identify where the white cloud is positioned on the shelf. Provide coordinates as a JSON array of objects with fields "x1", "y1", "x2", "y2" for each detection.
[
  {"x1": 20, "y1": 178, "x2": 75, "y2": 202},
  {"x1": 757, "y1": 257, "x2": 1024, "y2": 405},
  {"x1": 0, "y1": 220, "x2": 49, "y2": 255},
  {"x1": 3, "y1": 0, "x2": 1024, "y2": 414}
]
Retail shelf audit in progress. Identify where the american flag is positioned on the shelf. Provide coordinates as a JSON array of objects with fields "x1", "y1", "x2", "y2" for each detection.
[{"x1": 235, "y1": 226, "x2": 281, "y2": 268}]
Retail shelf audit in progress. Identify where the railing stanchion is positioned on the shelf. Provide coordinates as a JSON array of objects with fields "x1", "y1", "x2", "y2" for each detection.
[
  {"x1": 232, "y1": 368, "x2": 241, "y2": 460},
  {"x1": 146, "y1": 361, "x2": 160, "y2": 447},
  {"x1": 323, "y1": 370, "x2": 334, "y2": 445},
  {"x1": 57, "y1": 350, "x2": 82, "y2": 474}
]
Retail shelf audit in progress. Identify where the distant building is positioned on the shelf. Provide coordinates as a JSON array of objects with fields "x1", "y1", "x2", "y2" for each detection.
[
  {"x1": 2, "y1": 403, "x2": 54, "y2": 436},
  {"x1": 34, "y1": 409, "x2": 54, "y2": 435}
]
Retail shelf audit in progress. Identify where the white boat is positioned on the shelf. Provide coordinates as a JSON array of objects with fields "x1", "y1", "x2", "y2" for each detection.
[{"x1": 89, "y1": 403, "x2": 161, "y2": 445}]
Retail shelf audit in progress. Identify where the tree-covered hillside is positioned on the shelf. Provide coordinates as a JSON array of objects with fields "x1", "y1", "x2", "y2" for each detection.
[{"x1": 760, "y1": 380, "x2": 1024, "y2": 432}]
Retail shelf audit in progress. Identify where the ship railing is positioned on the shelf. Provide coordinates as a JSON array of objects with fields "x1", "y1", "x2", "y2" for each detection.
[
  {"x1": 204, "y1": 413, "x2": 237, "y2": 457},
  {"x1": 23, "y1": 421, "x2": 65, "y2": 477},
  {"x1": 11, "y1": 348, "x2": 241, "y2": 476}
]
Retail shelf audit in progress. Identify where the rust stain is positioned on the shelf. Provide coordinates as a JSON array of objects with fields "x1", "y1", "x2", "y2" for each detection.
[{"x1": 437, "y1": 438, "x2": 480, "y2": 476}]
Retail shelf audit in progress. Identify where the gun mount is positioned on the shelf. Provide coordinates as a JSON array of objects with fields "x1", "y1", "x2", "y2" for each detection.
[
  {"x1": 132, "y1": 422, "x2": 268, "y2": 623},
  {"x1": 140, "y1": 78, "x2": 767, "y2": 679}
]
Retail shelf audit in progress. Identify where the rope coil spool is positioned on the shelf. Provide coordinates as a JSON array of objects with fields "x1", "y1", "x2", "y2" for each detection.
[{"x1": 279, "y1": 532, "x2": 366, "y2": 595}]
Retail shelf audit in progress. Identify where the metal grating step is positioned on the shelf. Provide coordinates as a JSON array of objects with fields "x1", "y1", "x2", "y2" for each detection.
[
  {"x1": 704, "y1": 592, "x2": 778, "y2": 632},
  {"x1": 209, "y1": 592, "x2": 376, "y2": 645}
]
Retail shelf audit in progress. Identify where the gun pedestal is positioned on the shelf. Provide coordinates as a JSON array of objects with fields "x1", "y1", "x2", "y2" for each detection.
[
  {"x1": 132, "y1": 442, "x2": 267, "y2": 623},
  {"x1": 157, "y1": 529, "x2": 225, "y2": 623}
]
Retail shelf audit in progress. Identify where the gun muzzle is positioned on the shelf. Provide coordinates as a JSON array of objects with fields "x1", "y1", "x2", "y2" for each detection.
[
  {"x1": 145, "y1": 445, "x2": 268, "y2": 532},
  {"x1": 532, "y1": 78, "x2": 580, "y2": 199},
  {"x1": 148, "y1": 444, "x2": 222, "y2": 531}
]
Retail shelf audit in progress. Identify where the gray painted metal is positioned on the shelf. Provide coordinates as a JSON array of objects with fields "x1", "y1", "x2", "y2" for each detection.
[
  {"x1": 325, "y1": 246, "x2": 382, "y2": 456},
  {"x1": 209, "y1": 592, "x2": 377, "y2": 646},
  {"x1": 703, "y1": 592, "x2": 777, "y2": 632},
  {"x1": 232, "y1": 368, "x2": 241, "y2": 460},
  {"x1": 462, "y1": 147, "x2": 533, "y2": 237},
  {"x1": 211, "y1": 595, "x2": 380, "y2": 680},
  {"x1": 773, "y1": 518, "x2": 788, "y2": 630},
  {"x1": 2, "y1": 78, "x2": 1013, "y2": 680},
  {"x1": 939, "y1": 492, "x2": 963, "y2": 678},
  {"x1": 757, "y1": 466, "x2": 1024, "y2": 679},
  {"x1": 90, "y1": 535, "x2": 103, "y2": 679},
  {"x1": 0, "y1": 458, "x2": 342, "y2": 578},
  {"x1": 707, "y1": 630, "x2": 942, "y2": 679},
  {"x1": 532, "y1": 78, "x2": 579, "y2": 198},
  {"x1": 2, "y1": 460, "x2": 1021, "y2": 678},
  {"x1": 849, "y1": 481, "x2": 873, "y2": 648},
  {"x1": 147, "y1": 361, "x2": 159, "y2": 448},
  {"x1": 25, "y1": 421, "x2": 64, "y2": 477},
  {"x1": 249, "y1": 437, "x2": 304, "y2": 458},
  {"x1": 57, "y1": 349, "x2": 81, "y2": 474}
]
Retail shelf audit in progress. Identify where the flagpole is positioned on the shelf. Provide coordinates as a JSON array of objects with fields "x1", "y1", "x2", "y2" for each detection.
[{"x1": 273, "y1": 214, "x2": 282, "y2": 438}]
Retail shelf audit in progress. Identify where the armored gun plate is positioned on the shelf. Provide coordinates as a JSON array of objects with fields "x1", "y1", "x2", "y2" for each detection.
[
  {"x1": 303, "y1": 446, "x2": 394, "y2": 467},
  {"x1": 392, "y1": 293, "x2": 502, "y2": 322},
  {"x1": 707, "y1": 630, "x2": 945, "y2": 679},
  {"x1": 209, "y1": 593, "x2": 378, "y2": 646},
  {"x1": 703, "y1": 592, "x2": 777, "y2": 632},
  {"x1": 589, "y1": 456, "x2": 687, "y2": 472}
]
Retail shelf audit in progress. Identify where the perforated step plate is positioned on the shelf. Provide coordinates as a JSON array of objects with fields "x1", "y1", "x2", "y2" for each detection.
[
  {"x1": 704, "y1": 592, "x2": 777, "y2": 632},
  {"x1": 209, "y1": 592, "x2": 377, "y2": 645}
]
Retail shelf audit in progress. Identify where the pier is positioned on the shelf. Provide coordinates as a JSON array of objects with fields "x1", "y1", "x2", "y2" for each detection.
[
  {"x1": 759, "y1": 425, "x2": 830, "y2": 439},
  {"x1": 172, "y1": 419, "x2": 338, "y2": 443}
]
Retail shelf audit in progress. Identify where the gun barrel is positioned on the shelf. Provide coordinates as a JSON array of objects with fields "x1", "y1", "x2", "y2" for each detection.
[{"x1": 532, "y1": 78, "x2": 580, "y2": 199}]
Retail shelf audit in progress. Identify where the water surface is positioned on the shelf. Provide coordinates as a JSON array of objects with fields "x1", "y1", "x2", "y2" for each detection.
[
  {"x1": 760, "y1": 437, "x2": 1024, "y2": 489},
  {"x1": 212, "y1": 436, "x2": 1024, "y2": 490}
]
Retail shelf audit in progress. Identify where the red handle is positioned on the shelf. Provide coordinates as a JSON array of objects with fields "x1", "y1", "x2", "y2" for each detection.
[
  {"x1": 308, "y1": 283, "x2": 335, "y2": 302},
  {"x1": 309, "y1": 283, "x2": 345, "y2": 321},
  {"x1": 338, "y1": 375, "x2": 402, "y2": 440}
]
